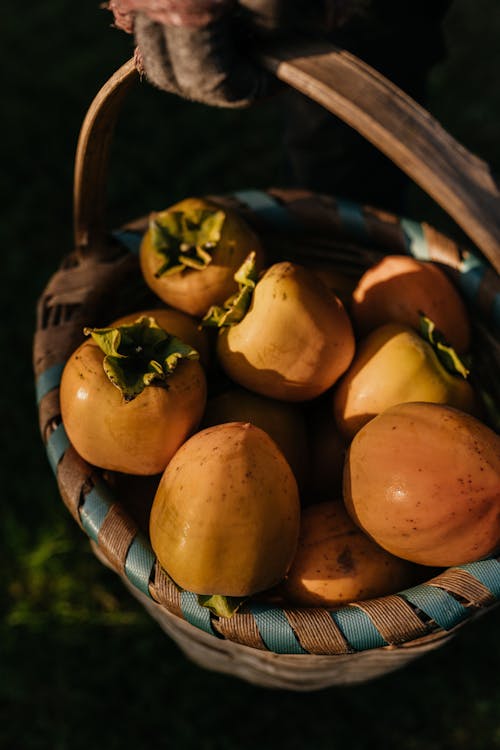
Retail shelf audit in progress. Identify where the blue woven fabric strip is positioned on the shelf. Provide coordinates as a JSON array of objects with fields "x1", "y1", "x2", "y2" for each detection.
[
  {"x1": 458, "y1": 251, "x2": 487, "y2": 304},
  {"x1": 232, "y1": 189, "x2": 298, "y2": 229},
  {"x1": 46, "y1": 424, "x2": 70, "y2": 474},
  {"x1": 79, "y1": 482, "x2": 114, "y2": 543},
  {"x1": 457, "y1": 251, "x2": 500, "y2": 333},
  {"x1": 400, "y1": 218, "x2": 430, "y2": 260},
  {"x1": 400, "y1": 584, "x2": 467, "y2": 630},
  {"x1": 124, "y1": 535, "x2": 156, "y2": 597},
  {"x1": 112, "y1": 229, "x2": 142, "y2": 255},
  {"x1": 250, "y1": 604, "x2": 307, "y2": 654},
  {"x1": 458, "y1": 559, "x2": 500, "y2": 599},
  {"x1": 330, "y1": 607, "x2": 387, "y2": 651},
  {"x1": 336, "y1": 199, "x2": 368, "y2": 241},
  {"x1": 36, "y1": 363, "x2": 65, "y2": 403},
  {"x1": 180, "y1": 591, "x2": 214, "y2": 635}
]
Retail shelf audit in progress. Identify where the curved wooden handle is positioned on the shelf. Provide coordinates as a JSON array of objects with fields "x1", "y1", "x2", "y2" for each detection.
[
  {"x1": 261, "y1": 41, "x2": 500, "y2": 273},
  {"x1": 74, "y1": 58, "x2": 139, "y2": 258},
  {"x1": 74, "y1": 42, "x2": 500, "y2": 273}
]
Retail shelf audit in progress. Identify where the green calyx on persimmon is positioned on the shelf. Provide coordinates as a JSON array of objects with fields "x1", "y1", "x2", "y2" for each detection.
[
  {"x1": 196, "y1": 594, "x2": 244, "y2": 618},
  {"x1": 202, "y1": 251, "x2": 258, "y2": 328},
  {"x1": 418, "y1": 314, "x2": 469, "y2": 378},
  {"x1": 60, "y1": 319, "x2": 207, "y2": 475},
  {"x1": 84, "y1": 316, "x2": 199, "y2": 402},
  {"x1": 334, "y1": 319, "x2": 478, "y2": 440},
  {"x1": 140, "y1": 197, "x2": 265, "y2": 317},
  {"x1": 344, "y1": 402, "x2": 500, "y2": 567},
  {"x1": 214, "y1": 261, "x2": 356, "y2": 402},
  {"x1": 111, "y1": 308, "x2": 210, "y2": 368},
  {"x1": 150, "y1": 206, "x2": 225, "y2": 276}
]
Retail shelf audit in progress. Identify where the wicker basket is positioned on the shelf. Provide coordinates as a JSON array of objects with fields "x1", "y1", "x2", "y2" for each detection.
[{"x1": 34, "y1": 46, "x2": 500, "y2": 691}]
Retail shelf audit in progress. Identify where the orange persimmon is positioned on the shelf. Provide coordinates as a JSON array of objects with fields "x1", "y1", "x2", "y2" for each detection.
[
  {"x1": 282, "y1": 501, "x2": 420, "y2": 607},
  {"x1": 60, "y1": 317, "x2": 206, "y2": 475},
  {"x1": 344, "y1": 402, "x2": 500, "y2": 566},
  {"x1": 140, "y1": 197, "x2": 265, "y2": 317},
  {"x1": 351, "y1": 255, "x2": 471, "y2": 352}
]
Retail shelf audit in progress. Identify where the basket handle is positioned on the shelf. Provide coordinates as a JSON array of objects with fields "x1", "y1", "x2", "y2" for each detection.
[{"x1": 74, "y1": 42, "x2": 500, "y2": 273}]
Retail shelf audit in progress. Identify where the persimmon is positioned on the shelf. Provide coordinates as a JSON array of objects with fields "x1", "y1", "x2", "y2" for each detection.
[
  {"x1": 282, "y1": 501, "x2": 421, "y2": 607},
  {"x1": 334, "y1": 321, "x2": 478, "y2": 439},
  {"x1": 344, "y1": 402, "x2": 500, "y2": 566},
  {"x1": 306, "y1": 402, "x2": 347, "y2": 501},
  {"x1": 207, "y1": 258, "x2": 355, "y2": 401},
  {"x1": 149, "y1": 422, "x2": 300, "y2": 596},
  {"x1": 139, "y1": 197, "x2": 266, "y2": 317},
  {"x1": 351, "y1": 255, "x2": 471, "y2": 352},
  {"x1": 60, "y1": 316, "x2": 207, "y2": 475}
]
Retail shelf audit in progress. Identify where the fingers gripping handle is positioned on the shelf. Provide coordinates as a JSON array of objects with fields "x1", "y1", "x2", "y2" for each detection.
[{"x1": 73, "y1": 44, "x2": 500, "y2": 272}]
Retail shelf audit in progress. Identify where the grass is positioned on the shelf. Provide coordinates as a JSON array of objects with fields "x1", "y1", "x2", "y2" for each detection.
[{"x1": 2, "y1": 0, "x2": 500, "y2": 747}]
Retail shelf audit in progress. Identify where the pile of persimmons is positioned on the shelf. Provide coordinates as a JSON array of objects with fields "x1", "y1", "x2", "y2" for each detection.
[{"x1": 60, "y1": 198, "x2": 500, "y2": 616}]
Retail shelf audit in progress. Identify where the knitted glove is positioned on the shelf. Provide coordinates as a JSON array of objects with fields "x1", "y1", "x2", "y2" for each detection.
[{"x1": 108, "y1": 0, "x2": 369, "y2": 107}]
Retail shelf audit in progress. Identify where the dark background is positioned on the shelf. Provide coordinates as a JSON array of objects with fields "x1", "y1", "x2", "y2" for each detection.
[{"x1": 2, "y1": 1, "x2": 500, "y2": 748}]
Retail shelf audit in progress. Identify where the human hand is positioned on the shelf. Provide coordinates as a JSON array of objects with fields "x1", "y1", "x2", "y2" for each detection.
[{"x1": 108, "y1": 0, "x2": 286, "y2": 107}]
